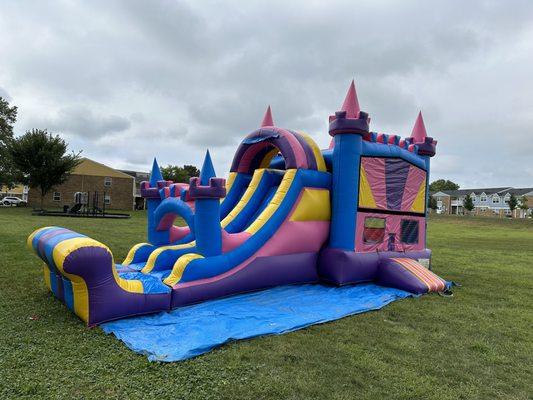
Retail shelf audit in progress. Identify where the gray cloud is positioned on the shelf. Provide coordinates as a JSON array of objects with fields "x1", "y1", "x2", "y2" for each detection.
[
  {"x1": 0, "y1": 86, "x2": 11, "y2": 101},
  {"x1": 1, "y1": 0, "x2": 532, "y2": 187},
  {"x1": 38, "y1": 106, "x2": 131, "y2": 139}
]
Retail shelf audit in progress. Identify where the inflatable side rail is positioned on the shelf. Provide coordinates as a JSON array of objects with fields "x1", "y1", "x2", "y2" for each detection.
[{"x1": 28, "y1": 227, "x2": 170, "y2": 326}]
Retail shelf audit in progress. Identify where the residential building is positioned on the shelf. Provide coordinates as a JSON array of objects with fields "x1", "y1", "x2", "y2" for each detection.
[
  {"x1": 119, "y1": 169, "x2": 150, "y2": 210},
  {"x1": 0, "y1": 184, "x2": 29, "y2": 201},
  {"x1": 27, "y1": 158, "x2": 136, "y2": 210},
  {"x1": 432, "y1": 187, "x2": 533, "y2": 217}
]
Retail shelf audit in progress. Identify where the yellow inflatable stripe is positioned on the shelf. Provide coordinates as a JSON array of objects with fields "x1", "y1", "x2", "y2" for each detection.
[
  {"x1": 298, "y1": 131, "x2": 327, "y2": 172},
  {"x1": 43, "y1": 264, "x2": 51, "y2": 291},
  {"x1": 122, "y1": 242, "x2": 150, "y2": 266},
  {"x1": 358, "y1": 167, "x2": 377, "y2": 208},
  {"x1": 245, "y1": 169, "x2": 296, "y2": 235},
  {"x1": 411, "y1": 179, "x2": 427, "y2": 213},
  {"x1": 141, "y1": 241, "x2": 196, "y2": 273},
  {"x1": 290, "y1": 189, "x2": 330, "y2": 222},
  {"x1": 163, "y1": 253, "x2": 204, "y2": 286},
  {"x1": 221, "y1": 169, "x2": 265, "y2": 228},
  {"x1": 27, "y1": 226, "x2": 54, "y2": 249},
  {"x1": 226, "y1": 172, "x2": 237, "y2": 193},
  {"x1": 259, "y1": 148, "x2": 280, "y2": 168}
]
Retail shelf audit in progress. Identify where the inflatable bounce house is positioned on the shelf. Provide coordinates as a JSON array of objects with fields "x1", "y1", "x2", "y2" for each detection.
[{"x1": 28, "y1": 81, "x2": 446, "y2": 326}]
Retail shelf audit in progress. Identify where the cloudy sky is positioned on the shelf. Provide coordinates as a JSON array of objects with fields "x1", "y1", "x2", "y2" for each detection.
[{"x1": 1, "y1": 0, "x2": 532, "y2": 187}]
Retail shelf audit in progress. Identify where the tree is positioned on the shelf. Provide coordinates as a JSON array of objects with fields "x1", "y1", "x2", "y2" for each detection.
[
  {"x1": 508, "y1": 194, "x2": 518, "y2": 216},
  {"x1": 463, "y1": 194, "x2": 474, "y2": 214},
  {"x1": 10, "y1": 129, "x2": 81, "y2": 209},
  {"x1": 160, "y1": 164, "x2": 200, "y2": 183},
  {"x1": 429, "y1": 179, "x2": 460, "y2": 193},
  {"x1": 519, "y1": 196, "x2": 530, "y2": 217},
  {"x1": 0, "y1": 97, "x2": 18, "y2": 187}
]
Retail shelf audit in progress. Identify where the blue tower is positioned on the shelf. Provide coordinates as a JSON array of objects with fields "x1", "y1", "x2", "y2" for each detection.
[
  {"x1": 328, "y1": 80, "x2": 369, "y2": 250},
  {"x1": 189, "y1": 150, "x2": 226, "y2": 257},
  {"x1": 140, "y1": 158, "x2": 171, "y2": 244}
]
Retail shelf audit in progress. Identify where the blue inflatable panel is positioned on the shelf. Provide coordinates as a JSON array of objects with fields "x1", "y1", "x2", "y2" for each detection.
[{"x1": 101, "y1": 283, "x2": 415, "y2": 362}]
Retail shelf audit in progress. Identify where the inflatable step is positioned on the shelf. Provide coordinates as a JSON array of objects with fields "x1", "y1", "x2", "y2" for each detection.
[{"x1": 377, "y1": 257, "x2": 446, "y2": 294}]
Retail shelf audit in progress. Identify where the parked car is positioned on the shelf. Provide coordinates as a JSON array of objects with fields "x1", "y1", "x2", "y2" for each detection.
[{"x1": 2, "y1": 197, "x2": 27, "y2": 206}]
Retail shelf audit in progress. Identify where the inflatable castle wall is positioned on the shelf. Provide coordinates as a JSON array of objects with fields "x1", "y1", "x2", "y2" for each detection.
[{"x1": 28, "y1": 81, "x2": 446, "y2": 326}]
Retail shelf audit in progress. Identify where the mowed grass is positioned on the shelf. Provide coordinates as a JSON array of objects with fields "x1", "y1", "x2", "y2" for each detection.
[{"x1": 0, "y1": 208, "x2": 531, "y2": 400}]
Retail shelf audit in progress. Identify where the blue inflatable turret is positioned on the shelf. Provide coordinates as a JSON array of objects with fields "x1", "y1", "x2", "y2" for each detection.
[
  {"x1": 190, "y1": 150, "x2": 226, "y2": 257},
  {"x1": 328, "y1": 80, "x2": 369, "y2": 250},
  {"x1": 140, "y1": 158, "x2": 172, "y2": 244}
]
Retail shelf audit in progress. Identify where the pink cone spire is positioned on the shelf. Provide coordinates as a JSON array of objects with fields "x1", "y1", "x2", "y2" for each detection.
[
  {"x1": 340, "y1": 80, "x2": 360, "y2": 119},
  {"x1": 260, "y1": 105, "x2": 274, "y2": 127},
  {"x1": 410, "y1": 111, "x2": 427, "y2": 143}
]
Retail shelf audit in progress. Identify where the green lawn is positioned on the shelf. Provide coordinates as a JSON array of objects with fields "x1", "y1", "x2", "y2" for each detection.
[{"x1": 0, "y1": 208, "x2": 531, "y2": 400}]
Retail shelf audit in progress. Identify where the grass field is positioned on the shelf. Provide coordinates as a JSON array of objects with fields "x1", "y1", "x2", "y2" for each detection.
[{"x1": 0, "y1": 208, "x2": 531, "y2": 399}]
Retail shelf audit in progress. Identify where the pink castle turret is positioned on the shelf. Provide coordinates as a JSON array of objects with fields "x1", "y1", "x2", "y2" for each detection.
[
  {"x1": 407, "y1": 111, "x2": 437, "y2": 157},
  {"x1": 341, "y1": 79, "x2": 360, "y2": 119},
  {"x1": 410, "y1": 111, "x2": 427, "y2": 144},
  {"x1": 261, "y1": 105, "x2": 274, "y2": 127}
]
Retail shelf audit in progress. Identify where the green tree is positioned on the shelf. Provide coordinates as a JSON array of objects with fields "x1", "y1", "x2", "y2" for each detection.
[
  {"x1": 10, "y1": 129, "x2": 81, "y2": 209},
  {"x1": 161, "y1": 164, "x2": 200, "y2": 183},
  {"x1": 463, "y1": 194, "x2": 474, "y2": 214},
  {"x1": 0, "y1": 97, "x2": 18, "y2": 187},
  {"x1": 519, "y1": 196, "x2": 529, "y2": 217},
  {"x1": 508, "y1": 194, "x2": 518, "y2": 216},
  {"x1": 429, "y1": 179, "x2": 460, "y2": 193}
]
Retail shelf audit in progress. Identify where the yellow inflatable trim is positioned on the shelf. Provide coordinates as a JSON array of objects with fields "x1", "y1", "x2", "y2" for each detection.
[
  {"x1": 43, "y1": 263, "x2": 51, "y2": 291},
  {"x1": 221, "y1": 169, "x2": 266, "y2": 228},
  {"x1": 245, "y1": 169, "x2": 296, "y2": 235},
  {"x1": 358, "y1": 167, "x2": 377, "y2": 209},
  {"x1": 27, "y1": 226, "x2": 54, "y2": 249},
  {"x1": 141, "y1": 241, "x2": 196, "y2": 273},
  {"x1": 298, "y1": 131, "x2": 327, "y2": 172},
  {"x1": 163, "y1": 253, "x2": 204, "y2": 286},
  {"x1": 122, "y1": 242, "x2": 151, "y2": 266},
  {"x1": 411, "y1": 179, "x2": 427, "y2": 213},
  {"x1": 290, "y1": 188, "x2": 330, "y2": 222}
]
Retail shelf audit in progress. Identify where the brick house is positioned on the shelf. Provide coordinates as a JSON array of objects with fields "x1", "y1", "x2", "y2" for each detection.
[
  {"x1": 432, "y1": 187, "x2": 533, "y2": 217},
  {"x1": 28, "y1": 158, "x2": 135, "y2": 210},
  {"x1": 119, "y1": 169, "x2": 150, "y2": 210}
]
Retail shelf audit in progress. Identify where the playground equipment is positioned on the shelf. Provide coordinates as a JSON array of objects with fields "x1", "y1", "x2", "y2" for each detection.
[
  {"x1": 28, "y1": 81, "x2": 446, "y2": 326},
  {"x1": 32, "y1": 190, "x2": 130, "y2": 219}
]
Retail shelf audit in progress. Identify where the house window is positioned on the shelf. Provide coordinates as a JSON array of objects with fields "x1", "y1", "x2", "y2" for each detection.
[
  {"x1": 400, "y1": 219, "x2": 419, "y2": 244},
  {"x1": 480, "y1": 194, "x2": 487, "y2": 202},
  {"x1": 504, "y1": 194, "x2": 510, "y2": 204},
  {"x1": 363, "y1": 217, "x2": 385, "y2": 244},
  {"x1": 104, "y1": 195, "x2": 111, "y2": 205},
  {"x1": 492, "y1": 195, "x2": 500, "y2": 204},
  {"x1": 471, "y1": 194, "x2": 477, "y2": 202},
  {"x1": 104, "y1": 177, "x2": 112, "y2": 187},
  {"x1": 53, "y1": 192, "x2": 61, "y2": 201}
]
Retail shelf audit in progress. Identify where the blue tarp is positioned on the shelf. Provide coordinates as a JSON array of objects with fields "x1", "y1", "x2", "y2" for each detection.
[{"x1": 101, "y1": 283, "x2": 415, "y2": 362}]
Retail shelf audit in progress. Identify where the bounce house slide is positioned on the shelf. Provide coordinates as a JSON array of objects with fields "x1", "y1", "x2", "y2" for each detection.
[
  {"x1": 119, "y1": 168, "x2": 285, "y2": 275},
  {"x1": 28, "y1": 81, "x2": 447, "y2": 327}
]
